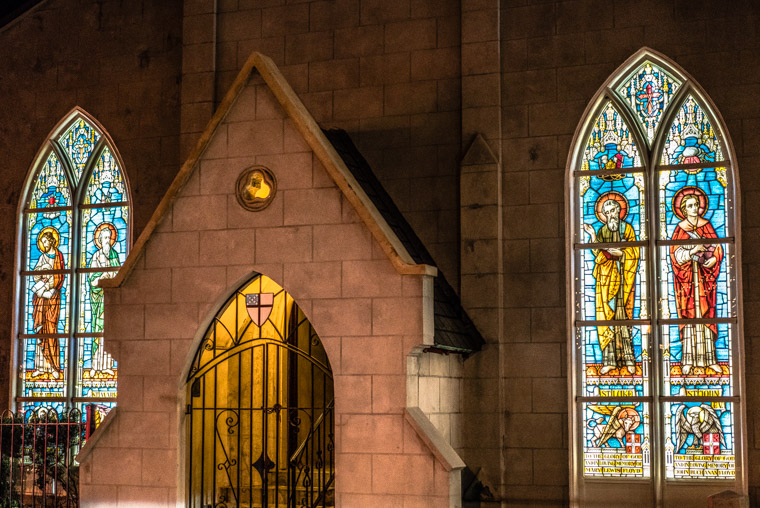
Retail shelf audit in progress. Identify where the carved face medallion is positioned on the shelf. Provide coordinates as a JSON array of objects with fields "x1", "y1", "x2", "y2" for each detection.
[{"x1": 236, "y1": 166, "x2": 277, "y2": 211}]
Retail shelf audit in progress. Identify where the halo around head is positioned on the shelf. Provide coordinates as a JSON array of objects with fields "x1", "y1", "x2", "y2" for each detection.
[
  {"x1": 595, "y1": 191, "x2": 629, "y2": 223},
  {"x1": 93, "y1": 222, "x2": 118, "y2": 249},
  {"x1": 616, "y1": 407, "x2": 641, "y2": 431},
  {"x1": 37, "y1": 227, "x2": 60, "y2": 251},
  {"x1": 672, "y1": 186, "x2": 709, "y2": 220}
]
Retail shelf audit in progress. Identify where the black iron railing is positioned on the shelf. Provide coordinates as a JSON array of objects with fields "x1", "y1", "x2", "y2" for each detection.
[
  {"x1": 0, "y1": 408, "x2": 88, "y2": 508},
  {"x1": 288, "y1": 402, "x2": 335, "y2": 508}
]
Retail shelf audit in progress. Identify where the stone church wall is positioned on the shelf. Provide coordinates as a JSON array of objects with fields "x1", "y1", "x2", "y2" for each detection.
[
  {"x1": 1, "y1": 0, "x2": 760, "y2": 506},
  {"x1": 76, "y1": 78, "x2": 454, "y2": 507},
  {"x1": 182, "y1": 0, "x2": 463, "y2": 282}
]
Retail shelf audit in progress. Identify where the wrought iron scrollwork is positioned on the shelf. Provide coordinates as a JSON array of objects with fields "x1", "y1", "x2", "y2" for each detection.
[{"x1": 186, "y1": 275, "x2": 334, "y2": 508}]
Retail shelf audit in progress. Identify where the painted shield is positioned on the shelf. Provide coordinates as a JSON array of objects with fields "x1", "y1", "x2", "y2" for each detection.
[
  {"x1": 702, "y1": 433, "x2": 720, "y2": 455},
  {"x1": 246, "y1": 293, "x2": 274, "y2": 326},
  {"x1": 625, "y1": 432, "x2": 641, "y2": 454}
]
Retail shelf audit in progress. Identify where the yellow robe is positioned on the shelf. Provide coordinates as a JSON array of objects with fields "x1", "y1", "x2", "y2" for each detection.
[{"x1": 592, "y1": 222, "x2": 639, "y2": 352}]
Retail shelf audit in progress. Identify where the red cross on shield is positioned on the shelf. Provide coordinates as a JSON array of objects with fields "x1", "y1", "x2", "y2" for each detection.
[
  {"x1": 625, "y1": 432, "x2": 641, "y2": 454},
  {"x1": 703, "y1": 433, "x2": 720, "y2": 455},
  {"x1": 246, "y1": 293, "x2": 274, "y2": 326}
]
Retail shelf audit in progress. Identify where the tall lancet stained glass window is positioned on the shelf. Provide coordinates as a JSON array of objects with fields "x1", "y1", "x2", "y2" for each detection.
[
  {"x1": 16, "y1": 112, "x2": 130, "y2": 416},
  {"x1": 569, "y1": 53, "x2": 744, "y2": 493}
]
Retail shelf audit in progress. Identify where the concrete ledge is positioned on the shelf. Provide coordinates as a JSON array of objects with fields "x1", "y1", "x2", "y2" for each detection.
[
  {"x1": 405, "y1": 406, "x2": 465, "y2": 472},
  {"x1": 708, "y1": 490, "x2": 748, "y2": 508},
  {"x1": 75, "y1": 406, "x2": 119, "y2": 463}
]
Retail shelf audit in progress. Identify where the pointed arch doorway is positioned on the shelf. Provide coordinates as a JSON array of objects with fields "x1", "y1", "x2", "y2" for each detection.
[{"x1": 186, "y1": 274, "x2": 335, "y2": 507}]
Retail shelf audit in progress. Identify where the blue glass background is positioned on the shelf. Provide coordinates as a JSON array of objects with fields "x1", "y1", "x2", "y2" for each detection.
[
  {"x1": 661, "y1": 97, "x2": 725, "y2": 164},
  {"x1": 659, "y1": 169, "x2": 728, "y2": 239}
]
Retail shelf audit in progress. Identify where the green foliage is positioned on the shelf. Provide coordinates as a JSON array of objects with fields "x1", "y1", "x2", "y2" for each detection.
[{"x1": 0, "y1": 410, "x2": 84, "y2": 507}]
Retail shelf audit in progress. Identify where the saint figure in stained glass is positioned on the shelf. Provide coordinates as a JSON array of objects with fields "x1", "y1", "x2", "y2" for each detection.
[
  {"x1": 87, "y1": 223, "x2": 118, "y2": 376},
  {"x1": 583, "y1": 194, "x2": 639, "y2": 374},
  {"x1": 669, "y1": 189, "x2": 723, "y2": 375},
  {"x1": 31, "y1": 228, "x2": 65, "y2": 378}
]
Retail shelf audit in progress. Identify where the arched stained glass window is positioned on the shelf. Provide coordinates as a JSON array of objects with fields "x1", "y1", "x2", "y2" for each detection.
[
  {"x1": 15, "y1": 110, "x2": 131, "y2": 416},
  {"x1": 568, "y1": 50, "x2": 746, "y2": 504}
]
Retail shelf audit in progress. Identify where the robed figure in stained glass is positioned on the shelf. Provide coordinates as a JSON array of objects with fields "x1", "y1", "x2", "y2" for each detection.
[
  {"x1": 87, "y1": 223, "x2": 119, "y2": 376},
  {"x1": 669, "y1": 189, "x2": 723, "y2": 375},
  {"x1": 31, "y1": 227, "x2": 65, "y2": 378},
  {"x1": 583, "y1": 194, "x2": 640, "y2": 375}
]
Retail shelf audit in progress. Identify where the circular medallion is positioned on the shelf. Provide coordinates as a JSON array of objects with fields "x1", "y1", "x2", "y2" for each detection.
[{"x1": 236, "y1": 166, "x2": 277, "y2": 212}]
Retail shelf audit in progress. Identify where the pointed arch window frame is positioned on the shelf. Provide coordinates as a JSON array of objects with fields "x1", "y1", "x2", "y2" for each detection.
[
  {"x1": 11, "y1": 108, "x2": 132, "y2": 412},
  {"x1": 566, "y1": 49, "x2": 747, "y2": 504}
]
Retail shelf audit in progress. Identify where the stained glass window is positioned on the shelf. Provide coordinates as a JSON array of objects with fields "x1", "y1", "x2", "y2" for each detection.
[
  {"x1": 60, "y1": 118, "x2": 100, "y2": 183},
  {"x1": 17, "y1": 112, "x2": 130, "y2": 416},
  {"x1": 617, "y1": 62, "x2": 680, "y2": 145},
  {"x1": 570, "y1": 54, "x2": 743, "y2": 494}
]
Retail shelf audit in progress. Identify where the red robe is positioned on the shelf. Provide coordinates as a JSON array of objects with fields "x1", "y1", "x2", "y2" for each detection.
[
  {"x1": 32, "y1": 249, "x2": 65, "y2": 372},
  {"x1": 669, "y1": 219, "x2": 723, "y2": 336}
]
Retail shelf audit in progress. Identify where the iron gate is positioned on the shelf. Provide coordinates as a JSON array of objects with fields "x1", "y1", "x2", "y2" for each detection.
[{"x1": 186, "y1": 275, "x2": 335, "y2": 508}]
